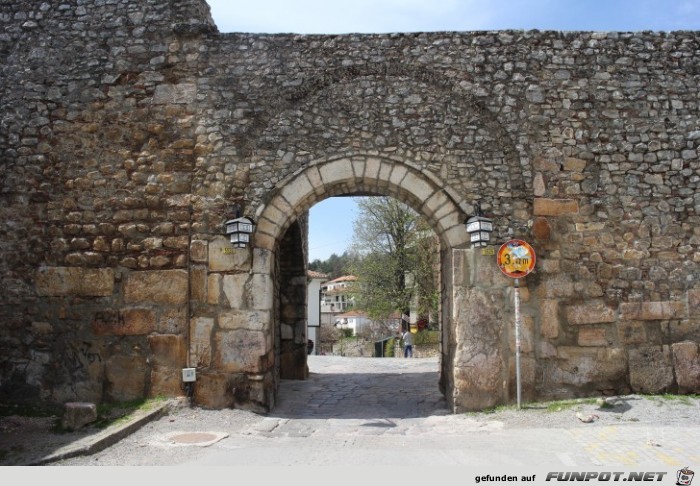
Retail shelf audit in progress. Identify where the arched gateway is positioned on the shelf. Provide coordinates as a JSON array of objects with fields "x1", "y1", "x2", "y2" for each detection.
[
  {"x1": 253, "y1": 154, "x2": 480, "y2": 412},
  {"x1": 1, "y1": 0, "x2": 698, "y2": 414}
]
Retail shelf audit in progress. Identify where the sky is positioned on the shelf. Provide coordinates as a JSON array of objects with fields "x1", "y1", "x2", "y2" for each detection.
[{"x1": 205, "y1": 0, "x2": 700, "y2": 261}]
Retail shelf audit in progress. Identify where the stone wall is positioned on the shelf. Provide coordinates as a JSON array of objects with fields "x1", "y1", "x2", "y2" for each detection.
[{"x1": 0, "y1": 0, "x2": 698, "y2": 412}]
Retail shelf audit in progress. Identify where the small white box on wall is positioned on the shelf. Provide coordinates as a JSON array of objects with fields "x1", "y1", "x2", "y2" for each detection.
[{"x1": 182, "y1": 368, "x2": 196, "y2": 382}]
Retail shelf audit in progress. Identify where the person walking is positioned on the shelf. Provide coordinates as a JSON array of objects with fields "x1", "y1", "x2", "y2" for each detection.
[{"x1": 402, "y1": 329, "x2": 414, "y2": 358}]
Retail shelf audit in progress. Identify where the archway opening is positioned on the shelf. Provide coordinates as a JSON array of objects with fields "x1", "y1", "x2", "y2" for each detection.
[
  {"x1": 274, "y1": 192, "x2": 447, "y2": 412},
  {"x1": 252, "y1": 154, "x2": 484, "y2": 413}
]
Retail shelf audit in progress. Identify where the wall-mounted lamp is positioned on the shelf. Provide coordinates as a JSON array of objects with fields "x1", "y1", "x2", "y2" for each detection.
[
  {"x1": 465, "y1": 203, "x2": 493, "y2": 248},
  {"x1": 224, "y1": 205, "x2": 255, "y2": 248}
]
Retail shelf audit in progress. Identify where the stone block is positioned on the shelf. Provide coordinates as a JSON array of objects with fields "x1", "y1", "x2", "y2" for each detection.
[
  {"x1": 563, "y1": 157, "x2": 587, "y2": 172},
  {"x1": 566, "y1": 300, "x2": 616, "y2": 325},
  {"x1": 219, "y1": 310, "x2": 269, "y2": 331},
  {"x1": 454, "y1": 247, "x2": 505, "y2": 289},
  {"x1": 534, "y1": 274, "x2": 574, "y2": 298},
  {"x1": 422, "y1": 191, "x2": 450, "y2": 221},
  {"x1": 150, "y1": 365, "x2": 184, "y2": 398},
  {"x1": 207, "y1": 273, "x2": 221, "y2": 305},
  {"x1": 688, "y1": 289, "x2": 700, "y2": 316},
  {"x1": 305, "y1": 165, "x2": 325, "y2": 195},
  {"x1": 280, "y1": 172, "x2": 314, "y2": 206},
  {"x1": 533, "y1": 173, "x2": 546, "y2": 197},
  {"x1": 222, "y1": 273, "x2": 248, "y2": 309},
  {"x1": 190, "y1": 265, "x2": 207, "y2": 303},
  {"x1": 575, "y1": 222, "x2": 606, "y2": 233},
  {"x1": 619, "y1": 301, "x2": 685, "y2": 320},
  {"x1": 190, "y1": 316, "x2": 215, "y2": 368},
  {"x1": 617, "y1": 321, "x2": 647, "y2": 345},
  {"x1": 452, "y1": 287, "x2": 506, "y2": 346},
  {"x1": 508, "y1": 315, "x2": 534, "y2": 353},
  {"x1": 402, "y1": 172, "x2": 435, "y2": 204},
  {"x1": 195, "y1": 372, "x2": 235, "y2": 409},
  {"x1": 105, "y1": 354, "x2": 148, "y2": 402},
  {"x1": 551, "y1": 347, "x2": 627, "y2": 387},
  {"x1": 158, "y1": 308, "x2": 187, "y2": 334},
  {"x1": 574, "y1": 280, "x2": 604, "y2": 297},
  {"x1": 36, "y1": 267, "x2": 114, "y2": 296},
  {"x1": 663, "y1": 320, "x2": 700, "y2": 342},
  {"x1": 578, "y1": 327, "x2": 609, "y2": 346},
  {"x1": 533, "y1": 198, "x2": 579, "y2": 216},
  {"x1": 62, "y1": 402, "x2": 97, "y2": 431},
  {"x1": 531, "y1": 216, "x2": 551, "y2": 241},
  {"x1": 281, "y1": 322, "x2": 294, "y2": 340},
  {"x1": 453, "y1": 351, "x2": 506, "y2": 411},
  {"x1": 92, "y1": 309, "x2": 157, "y2": 336},
  {"x1": 319, "y1": 159, "x2": 354, "y2": 185},
  {"x1": 253, "y1": 231, "x2": 275, "y2": 251},
  {"x1": 208, "y1": 237, "x2": 250, "y2": 272},
  {"x1": 252, "y1": 248, "x2": 273, "y2": 274},
  {"x1": 148, "y1": 334, "x2": 186, "y2": 368},
  {"x1": 628, "y1": 345, "x2": 674, "y2": 394},
  {"x1": 540, "y1": 299, "x2": 559, "y2": 339},
  {"x1": 152, "y1": 83, "x2": 196, "y2": 104},
  {"x1": 234, "y1": 373, "x2": 273, "y2": 413},
  {"x1": 190, "y1": 239, "x2": 208, "y2": 263},
  {"x1": 213, "y1": 329, "x2": 267, "y2": 373},
  {"x1": 538, "y1": 341, "x2": 557, "y2": 358},
  {"x1": 537, "y1": 258, "x2": 560, "y2": 273},
  {"x1": 671, "y1": 341, "x2": 700, "y2": 394},
  {"x1": 254, "y1": 217, "x2": 279, "y2": 244},
  {"x1": 508, "y1": 356, "x2": 536, "y2": 402},
  {"x1": 249, "y1": 274, "x2": 273, "y2": 310},
  {"x1": 363, "y1": 157, "x2": 382, "y2": 180},
  {"x1": 123, "y1": 270, "x2": 187, "y2": 305},
  {"x1": 533, "y1": 155, "x2": 560, "y2": 172}
]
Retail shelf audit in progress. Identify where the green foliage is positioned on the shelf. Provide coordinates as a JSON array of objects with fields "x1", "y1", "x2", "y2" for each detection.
[
  {"x1": 309, "y1": 251, "x2": 353, "y2": 279},
  {"x1": 50, "y1": 397, "x2": 166, "y2": 433},
  {"x1": 544, "y1": 399, "x2": 597, "y2": 412},
  {"x1": 348, "y1": 196, "x2": 439, "y2": 322},
  {"x1": 413, "y1": 330, "x2": 439, "y2": 345},
  {"x1": 340, "y1": 328, "x2": 354, "y2": 338},
  {"x1": 384, "y1": 337, "x2": 396, "y2": 357},
  {"x1": 643, "y1": 393, "x2": 699, "y2": 406}
]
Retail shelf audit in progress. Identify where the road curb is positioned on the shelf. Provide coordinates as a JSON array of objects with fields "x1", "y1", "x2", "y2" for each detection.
[{"x1": 32, "y1": 398, "x2": 182, "y2": 465}]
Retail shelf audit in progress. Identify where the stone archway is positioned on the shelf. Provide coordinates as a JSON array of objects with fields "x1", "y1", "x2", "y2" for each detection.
[{"x1": 251, "y1": 153, "x2": 477, "y2": 412}]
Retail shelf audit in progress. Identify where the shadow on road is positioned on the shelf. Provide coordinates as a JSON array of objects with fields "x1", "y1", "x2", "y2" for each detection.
[{"x1": 271, "y1": 370, "x2": 448, "y2": 420}]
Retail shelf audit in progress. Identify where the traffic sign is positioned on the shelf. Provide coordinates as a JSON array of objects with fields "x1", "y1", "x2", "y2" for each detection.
[{"x1": 497, "y1": 239, "x2": 536, "y2": 278}]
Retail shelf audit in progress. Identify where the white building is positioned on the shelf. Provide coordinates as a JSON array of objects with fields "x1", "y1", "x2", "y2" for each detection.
[
  {"x1": 334, "y1": 310, "x2": 371, "y2": 336},
  {"x1": 320, "y1": 275, "x2": 357, "y2": 314},
  {"x1": 306, "y1": 270, "x2": 328, "y2": 355}
]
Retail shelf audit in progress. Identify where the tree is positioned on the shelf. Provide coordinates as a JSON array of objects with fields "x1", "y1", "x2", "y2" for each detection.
[
  {"x1": 308, "y1": 251, "x2": 353, "y2": 279},
  {"x1": 348, "y1": 197, "x2": 439, "y2": 328}
]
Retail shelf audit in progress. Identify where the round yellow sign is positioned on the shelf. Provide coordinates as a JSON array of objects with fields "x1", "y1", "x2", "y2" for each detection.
[{"x1": 497, "y1": 239, "x2": 536, "y2": 278}]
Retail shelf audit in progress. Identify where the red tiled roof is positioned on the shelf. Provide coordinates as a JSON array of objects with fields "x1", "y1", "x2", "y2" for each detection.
[{"x1": 326, "y1": 275, "x2": 357, "y2": 284}]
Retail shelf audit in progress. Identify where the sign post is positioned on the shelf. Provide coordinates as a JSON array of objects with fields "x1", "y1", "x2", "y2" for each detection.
[{"x1": 496, "y1": 239, "x2": 536, "y2": 410}]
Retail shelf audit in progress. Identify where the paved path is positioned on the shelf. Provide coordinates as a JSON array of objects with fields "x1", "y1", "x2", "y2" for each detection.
[{"x1": 41, "y1": 355, "x2": 699, "y2": 478}]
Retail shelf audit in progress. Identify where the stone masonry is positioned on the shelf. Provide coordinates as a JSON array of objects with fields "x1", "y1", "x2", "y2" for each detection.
[{"x1": 0, "y1": 0, "x2": 698, "y2": 413}]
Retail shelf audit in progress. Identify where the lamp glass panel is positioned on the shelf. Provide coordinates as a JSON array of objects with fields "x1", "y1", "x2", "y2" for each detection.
[{"x1": 466, "y1": 220, "x2": 481, "y2": 233}]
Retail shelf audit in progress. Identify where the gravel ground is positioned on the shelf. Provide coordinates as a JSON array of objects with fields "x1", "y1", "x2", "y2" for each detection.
[
  {"x1": 1, "y1": 356, "x2": 698, "y2": 466},
  {"x1": 42, "y1": 392, "x2": 700, "y2": 468},
  {"x1": 467, "y1": 393, "x2": 700, "y2": 429}
]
